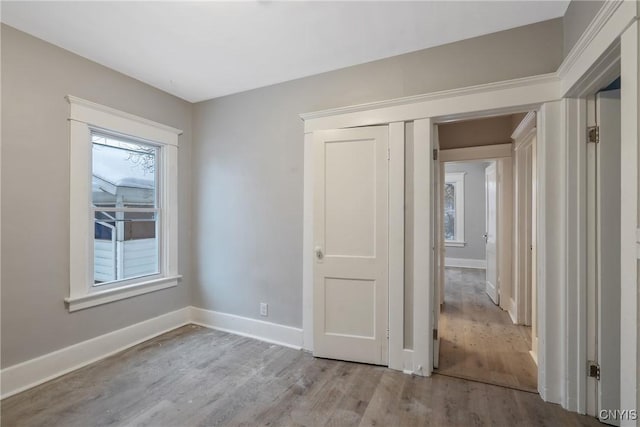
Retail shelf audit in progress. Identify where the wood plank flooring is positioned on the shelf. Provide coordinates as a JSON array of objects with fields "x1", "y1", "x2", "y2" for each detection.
[
  {"x1": 1, "y1": 325, "x2": 599, "y2": 426},
  {"x1": 436, "y1": 267, "x2": 538, "y2": 392}
]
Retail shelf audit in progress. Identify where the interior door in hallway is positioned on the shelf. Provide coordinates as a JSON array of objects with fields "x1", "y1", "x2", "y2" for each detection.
[
  {"x1": 595, "y1": 89, "x2": 621, "y2": 425},
  {"x1": 312, "y1": 126, "x2": 389, "y2": 366},
  {"x1": 485, "y1": 162, "x2": 499, "y2": 305}
]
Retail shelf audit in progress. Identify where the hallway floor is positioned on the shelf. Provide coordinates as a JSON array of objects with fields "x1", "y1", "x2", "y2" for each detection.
[{"x1": 436, "y1": 267, "x2": 538, "y2": 393}]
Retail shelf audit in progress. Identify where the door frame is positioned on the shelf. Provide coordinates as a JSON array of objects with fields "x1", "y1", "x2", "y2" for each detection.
[
  {"x1": 301, "y1": 0, "x2": 638, "y2": 414},
  {"x1": 436, "y1": 150, "x2": 514, "y2": 373},
  {"x1": 512, "y1": 112, "x2": 537, "y2": 328},
  {"x1": 439, "y1": 145, "x2": 513, "y2": 317}
]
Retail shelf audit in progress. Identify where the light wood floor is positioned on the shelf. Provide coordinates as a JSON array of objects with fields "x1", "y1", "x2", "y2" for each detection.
[
  {"x1": 436, "y1": 267, "x2": 538, "y2": 392},
  {"x1": 1, "y1": 325, "x2": 599, "y2": 427}
]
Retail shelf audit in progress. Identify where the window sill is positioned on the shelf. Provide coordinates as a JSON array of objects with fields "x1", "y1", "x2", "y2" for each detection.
[
  {"x1": 65, "y1": 275, "x2": 181, "y2": 312},
  {"x1": 445, "y1": 241, "x2": 466, "y2": 247}
]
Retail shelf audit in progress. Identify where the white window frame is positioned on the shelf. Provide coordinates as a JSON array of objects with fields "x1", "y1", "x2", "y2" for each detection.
[
  {"x1": 65, "y1": 96, "x2": 182, "y2": 311},
  {"x1": 444, "y1": 171, "x2": 465, "y2": 247}
]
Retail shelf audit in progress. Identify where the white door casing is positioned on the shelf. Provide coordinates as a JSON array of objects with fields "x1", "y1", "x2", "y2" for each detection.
[
  {"x1": 312, "y1": 126, "x2": 389, "y2": 365},
  {"x1": 485, "y1": 162, "x2": 499, "y2": 305},
  {"x1": 432, "y1": 126, "x2": 442, "y2": 369},
  {"x1": 512, "y1": 113, "x2": 537, "y2": 327},
  {"x1": 530, "y1": 134, "x2": 538, "y2": 363}
]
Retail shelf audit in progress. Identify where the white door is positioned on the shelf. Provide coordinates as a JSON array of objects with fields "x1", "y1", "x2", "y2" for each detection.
[
  {"x1": 485, "y1": 162, "x2": 499, "y2": 305},
  {"x1": 596, "y1": 89, "x2": 621, "y2": 425},
  {"x1": 313, "y1": 126, "x2": 389, "y2": 365}
]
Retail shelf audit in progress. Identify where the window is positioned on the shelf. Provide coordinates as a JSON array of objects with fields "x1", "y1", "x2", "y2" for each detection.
[
  {"x1": 444, "y1": 172, "x2": 465, "y2": 246},
  {"x1": 92, "y1": 132, "x2": 159, "y2": 285},
  {"x1": 66, "y1": 96, "x2": 181, "y2": 311}
]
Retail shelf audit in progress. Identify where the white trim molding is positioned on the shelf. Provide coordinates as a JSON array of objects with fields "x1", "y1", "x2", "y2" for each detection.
[
  {"x1": 508, "y1": 298, "x2": 518, "y2": 325},
  {"x1": 66, "y1": 95, "x2": 183, "y2": 143},
  {"x1": 558, "y1": 0, "x2": 634, "y2": 96},
  {"x1": 65, "y1": 276, "x2": 181, "y2": 312},
  {"x1": 300, "y1": 74, "x2": 559, "y2": 133},
  {"x1": 511, "y1": 111, "x2": 537, "y2": 142},
  {"x1": 619, "y1": 20, "x2": 639, "y2": 426},
  {"x1": 444, "y1": 258, "x2": 487, "y2": 270},
  {"x1": 440, "y1": 143, "x2": 513, "y2": 162},
  {"x1": 66, "y1": 96, "x2": 181, "y2": 311},
  {"x1": 0, "y1": 308, "x2": 190, "y2": 400},
  {"x1": 388, "y1": 122, "x2": 406, "y2": 371},
  {"x1": 189, "y1": 307, "x2": 304, "y2": 350}
]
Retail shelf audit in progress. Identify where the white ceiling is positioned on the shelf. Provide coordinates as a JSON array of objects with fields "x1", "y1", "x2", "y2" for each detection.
[{"x1": 2, "y1": 1, "x2": 570, "y2": 103}]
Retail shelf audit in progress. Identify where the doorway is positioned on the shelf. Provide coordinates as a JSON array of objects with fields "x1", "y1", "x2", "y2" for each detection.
[{"x1": 433, "y1": 114, "x2": 538, "y2": 393}]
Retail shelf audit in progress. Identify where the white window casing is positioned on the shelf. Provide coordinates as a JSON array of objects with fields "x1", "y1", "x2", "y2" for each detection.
[{"x1": 66, "y1": 96, "x2": 182, "y2": 311}]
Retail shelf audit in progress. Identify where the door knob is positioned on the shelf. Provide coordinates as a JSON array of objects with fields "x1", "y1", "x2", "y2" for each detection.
[
  {"x1": 315, "y1": 247, "x2": 324, "y2": 260},
  {"x1": 483, "y1": 233, "x2": 488, "y2": 242}
]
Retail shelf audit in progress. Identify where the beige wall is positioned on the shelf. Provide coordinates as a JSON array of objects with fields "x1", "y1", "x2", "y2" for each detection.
[
  {"x1": 192, "y1": 19, "x2": 564, "y2": 328},
  {"x1": 1, "y1": 25, "x2": 193, "y2": 367},
  {"x1": 438, "y1": 116, "x2": 515, "y2": 150}
]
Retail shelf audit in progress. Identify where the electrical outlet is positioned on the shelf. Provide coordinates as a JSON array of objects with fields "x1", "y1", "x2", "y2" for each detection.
[{"x1": 260, "y1": 302, "x2": 268, "y2": 317}]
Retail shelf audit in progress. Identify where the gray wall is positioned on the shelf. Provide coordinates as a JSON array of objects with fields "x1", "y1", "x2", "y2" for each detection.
[
  {"x1": 444, "y1": 162, "x2": 489, "y2": 261},
  {"x1": 563, "y1": 0, "x2": 605, "y2": 57},
  {"x1": 191, "y1": 19, "x2": 564, "y2": 328},
  {"x1": 1, "y1": 25, "x2": 193, "y2": 368}
]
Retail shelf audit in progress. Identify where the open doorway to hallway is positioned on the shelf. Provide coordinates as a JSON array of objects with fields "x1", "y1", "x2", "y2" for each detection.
[{"x1": 433, "y1": 114, "x2": 538, "y2": 393}]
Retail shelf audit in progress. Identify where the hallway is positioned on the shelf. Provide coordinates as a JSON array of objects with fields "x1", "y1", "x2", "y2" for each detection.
[{"x1": 436, "y1": 267, "x2": 538, "y2": 393}]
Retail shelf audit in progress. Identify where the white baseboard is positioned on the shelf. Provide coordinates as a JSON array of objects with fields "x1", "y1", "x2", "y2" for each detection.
[
  {"x1": 1, "y1": 306, "x2": 304, "y2": 400},
  {"x1": 508, "y1": 298, "x2": 518, "y2": 324},
  {"x1": 0, "y1": 307, "x2": 190, "y2": 400},
  {"x1": 402, "y1": 349, "x2": 415, "y2": 375},
  {"x1": 444, "y1": 257, "x2": 486, "y2": 269},
  {"x1": 189, "y1": 307, "x2": 303, "y2": 350},
  {"x1": 530, "y1": 349, "x2": 538, "y2": 366}
]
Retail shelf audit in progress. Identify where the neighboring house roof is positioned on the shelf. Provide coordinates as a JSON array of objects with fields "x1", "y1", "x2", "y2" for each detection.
[
  {"x1": 92, "y1": 145, "x2": 156, "y2": 206},
  {"x1": 92, "y1": 145, "x2": 154, "y2": 191}
]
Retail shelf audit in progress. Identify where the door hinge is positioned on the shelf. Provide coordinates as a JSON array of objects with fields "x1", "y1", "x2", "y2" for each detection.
[
  {"x1": 433, "y1": 149, "x2": 438, "y2": 161},
  {"x1": 387, "y1": 147, "x2": 390, "y2": 160},
  {"x1": 386, "y1": 329, "x2": 389, "y2": 339},
  {"x1": 433, "y1": 329, "x2": 438, "y2": 340},
  {"x1": 588, "y1": 361, "x2": 600, "y2": 380},
  {"x1": 587, "y1": 126, "x2": 599, "y2": 143}
]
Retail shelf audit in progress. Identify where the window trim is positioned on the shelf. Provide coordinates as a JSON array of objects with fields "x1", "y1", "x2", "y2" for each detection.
[
  {"x1": 444, "y1": 171, "x2": 465, "y2": 246},
  {"x1": 65, "y1": 96, "x2": 182, "y2": 312}
]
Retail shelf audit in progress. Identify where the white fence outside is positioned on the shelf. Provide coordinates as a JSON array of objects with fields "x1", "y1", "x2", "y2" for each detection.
[{"x1": 94, "y1": 238, "x2": 158, "y2": 283}]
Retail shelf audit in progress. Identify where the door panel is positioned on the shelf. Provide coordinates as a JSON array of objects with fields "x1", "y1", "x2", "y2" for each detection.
[
  {"x1": 485, "y1": 162, "x2": 499, "y2": 305},
  {"x1": 313, "y1": 126, "x2": 389, "y2": 365},
  {"x1": 596, "y1": 89, "x2": 621, "y2": 425},
  {"x1": 325, "y1": 139, "x2": 376, "y2": 257}
]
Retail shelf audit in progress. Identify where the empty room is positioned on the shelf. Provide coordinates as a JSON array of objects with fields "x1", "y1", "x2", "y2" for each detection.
[{"x1": 1, "y1": 1, "x2": 640, "y2": 426}]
